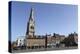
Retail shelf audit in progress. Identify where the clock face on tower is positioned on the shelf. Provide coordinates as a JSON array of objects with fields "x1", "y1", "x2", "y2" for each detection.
[{"x1": 30, "y1": 26, "x2": 34, "y2": 29}]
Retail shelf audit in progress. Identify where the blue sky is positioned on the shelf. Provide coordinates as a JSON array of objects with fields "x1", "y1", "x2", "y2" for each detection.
[{"x1": 11, "y1": 1, "x2": 78, "y2": 41}]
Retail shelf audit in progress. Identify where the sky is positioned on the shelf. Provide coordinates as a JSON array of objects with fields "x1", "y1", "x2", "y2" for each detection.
[{"x1": 10, "y1": 1, "x2": 78, "y2": 41}]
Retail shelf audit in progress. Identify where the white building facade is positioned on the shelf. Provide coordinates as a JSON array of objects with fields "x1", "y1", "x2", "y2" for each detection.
[{"x1": 16, "y1": 36, "x2": 25, "y2": 47}]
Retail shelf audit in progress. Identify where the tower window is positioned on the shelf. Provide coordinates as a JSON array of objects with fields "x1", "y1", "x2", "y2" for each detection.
[{"x1": 30, "y1": 26, "x2": 34, "y2": 29}]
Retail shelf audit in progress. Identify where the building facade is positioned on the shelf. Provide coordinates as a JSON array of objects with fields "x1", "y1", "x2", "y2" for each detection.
[{"x1": 16, "y1": 36, "x2": 25, "y2": 47}]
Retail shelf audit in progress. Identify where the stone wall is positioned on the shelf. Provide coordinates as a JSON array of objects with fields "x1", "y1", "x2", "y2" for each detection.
[{"x1": 26, "y1": 38, "x2": 45, "y2": 47}]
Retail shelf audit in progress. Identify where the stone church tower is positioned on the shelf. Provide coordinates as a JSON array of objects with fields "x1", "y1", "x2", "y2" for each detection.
[{"x1": 26, "y1": 8, "x2": 35, "y2": 38}]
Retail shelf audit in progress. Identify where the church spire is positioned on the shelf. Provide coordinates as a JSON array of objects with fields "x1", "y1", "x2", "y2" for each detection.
[
  {"x1": 26, "y1": 7, "x2": 35, "y2": 38},
  {"x1": 29, "y1": 7, "x2": 34, "y2": 22}
]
